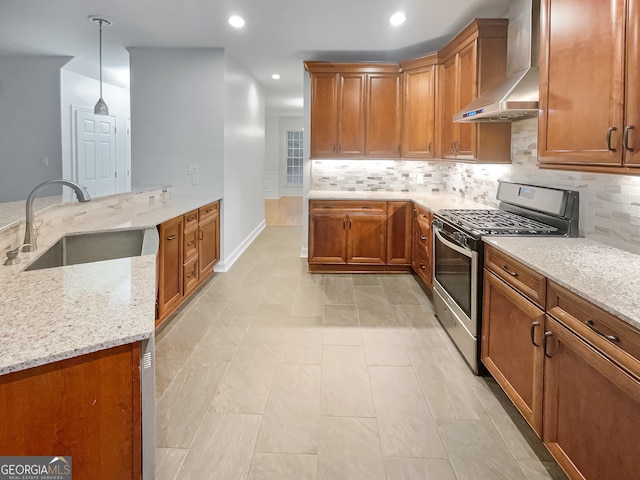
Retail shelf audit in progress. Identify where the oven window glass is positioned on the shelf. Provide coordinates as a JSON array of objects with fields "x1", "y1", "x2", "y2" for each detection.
[{"x1": 434, "y1": 232, "x2": 472, "y2": 318}]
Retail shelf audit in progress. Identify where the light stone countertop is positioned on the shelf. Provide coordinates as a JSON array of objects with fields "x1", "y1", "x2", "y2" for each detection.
[
  {"x1": 0, "y1": 193, "x2": 221, "y2": 375},
  {"x1": 308, "y1": 190, "x2": 640, "y2": 332},
  {"x1": 307, "y1": 190, "x2": 491, "y2": 211}
]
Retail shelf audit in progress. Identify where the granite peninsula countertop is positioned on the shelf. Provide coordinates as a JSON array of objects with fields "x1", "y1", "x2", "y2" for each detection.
[
  {"x1": 308, "y1": 190, "x2": 640, "y2": 332},
  {"x1": 0, "y1": 192, "x2": 221, "y2": 375}
]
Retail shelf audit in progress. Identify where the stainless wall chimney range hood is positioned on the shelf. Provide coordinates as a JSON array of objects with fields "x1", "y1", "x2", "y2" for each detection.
[{"x1": 454, "y1": 0, "x2": 540, "y2": 123}]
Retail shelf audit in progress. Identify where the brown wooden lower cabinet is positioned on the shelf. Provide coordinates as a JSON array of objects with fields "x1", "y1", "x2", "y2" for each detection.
[
  {"x1": 0, "y1": 343, "x2": 141, "y2": 479},
  {"x1": 482, "y1": 269, "x2": 545, "y2": 435},
  {"x1": 156, "y1": 200, "x2": 220, "y2": 326},
  {"x1": 543, "y1": 316, "x2": 640, "y2": 480},
  {"x1": 411, "y1": 205, "x2": 433, "y2": 288},
  {"x1": 308, "y1": 200, "x2": 412, "y2": 272},
  {"x1": 482, "y1": 246, "x2": 640, "y2": 480}
]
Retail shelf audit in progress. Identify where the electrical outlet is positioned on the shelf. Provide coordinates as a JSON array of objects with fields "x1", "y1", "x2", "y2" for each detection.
[
  {"x1": 40, "y1": 156, "x2": 49, "y2": 167},
  {"x1": 187, "y1": 163, "x2": 198, "y2": 175},
  {"x1": 191, "y1": 174, "x2": 199, "y2": 185}
]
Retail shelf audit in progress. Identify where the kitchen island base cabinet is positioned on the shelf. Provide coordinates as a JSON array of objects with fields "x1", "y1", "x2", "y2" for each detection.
[
  {"x1": 0, "y1": 343, "x2": 142, "y2": 479},
  {"x1": 156, "y1": 200, "x2": 220, "y2": 326}
]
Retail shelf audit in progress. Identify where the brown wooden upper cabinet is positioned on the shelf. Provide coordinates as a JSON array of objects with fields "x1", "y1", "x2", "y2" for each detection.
[
  {"x1": 400, "y1": 54, "x2": 438, "y2": 159},
  {"x1": 438, "y1": 18, "x2": 511, "y2": 163},
  {"x1": 538, "y1": 0, "x2": 640, "y2": 173},
  {"x1": 305, "y1": 62, "x2": 401, "y2": 159}
]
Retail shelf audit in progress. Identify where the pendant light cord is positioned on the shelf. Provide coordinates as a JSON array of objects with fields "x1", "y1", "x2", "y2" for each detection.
[{"x1": 99, "y1": 20, "x2": 103, "y2": 98}]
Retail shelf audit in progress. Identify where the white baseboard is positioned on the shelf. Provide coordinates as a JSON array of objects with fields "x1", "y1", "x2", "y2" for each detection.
[
  {"x1": 300, "y1": 246, "x2": 308, "y2": 258},
  {"x1": 214, "y1": 220, "x2": 266, "y2": 272}
]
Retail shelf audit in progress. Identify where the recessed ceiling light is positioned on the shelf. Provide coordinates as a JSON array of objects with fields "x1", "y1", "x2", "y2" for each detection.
[
  {"x1": 390, "y1": 11, "x2": 406, "y2": 27},
  {"x1": 271, "y1": 74, "x2": 281, "y2": 80},
  {"x1": 228, "y1": 15, "x2": 245, "y2": 28}
]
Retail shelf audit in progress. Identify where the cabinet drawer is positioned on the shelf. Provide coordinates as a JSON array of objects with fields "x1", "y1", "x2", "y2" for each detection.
[
  {"x1": 547, "y1": 280, "x2": 640, "y2": 378},
  {"x1": 484, "y1": 245, "x2": 546, "y2": 308},
  {"x1": 183, "y1": 227, "x2": 198, "y2": 260},
  {"x1": 199, "y1": 201, "x2": 219, "y2": 220},
  {"x1": 183, "y1": 255, "x2": 199, "y2": 295},
  {"x1": 309, "y1": 200, "x2": 387, "y2": 215},
  {"x1": 184, "y1": 210, "x2": 199, "y2": 229}
]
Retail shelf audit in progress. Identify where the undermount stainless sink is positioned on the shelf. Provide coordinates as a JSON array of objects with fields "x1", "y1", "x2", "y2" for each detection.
[{"x1": 24, "y1": 228, "x2": 159, "y2": 271}]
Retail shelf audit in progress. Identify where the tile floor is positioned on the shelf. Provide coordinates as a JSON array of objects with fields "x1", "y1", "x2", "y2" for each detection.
[{"x1": 154, "y1": 226, "x2": 568, "y2": 480}]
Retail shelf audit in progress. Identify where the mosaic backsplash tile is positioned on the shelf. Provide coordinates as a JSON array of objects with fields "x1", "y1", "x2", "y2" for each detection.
[
  {"x1": 311, "y1": 160, "x2": 447, "y2": 193},
  {"x1": 310, "y1": 117, "x2": 640, "y2": 255}
]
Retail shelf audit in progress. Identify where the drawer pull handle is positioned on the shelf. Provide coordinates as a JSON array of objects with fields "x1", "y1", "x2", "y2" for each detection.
[
  {"x1": 585, "y1": 320, "x2": 620, "y2": 343},
  {"x1": 420, "y1": 235, "x2": 427, "y2": 241},
  {"x1": 187, "y1": 241, "x2": 195, "y2": 246},
  {"x1": 167, "y1": 235, "x2": 177, "y2": 241},
  {"x1": 543, "y1": 331, "x2": 554, "y2": 358},
  {"x1": 205, "y1": 208, "x2": 213, "y2": 213},
  {"x1": 502, "y1": 265, "x2": 518, "y2": 277},
  {"x1": 623, "y1": 125, "x2": 635, "y2": 152},
  {"x1": 530, "y1": 321, "x2": 540, "y2": 347},
  {"x1": 362, "y1": 206, "x2": 372, "y2": 209},
  {"x1": 187, "y1": 271, "x2": 196, "y2": 278},
  {"x1": 187, "y1": 216, "x2": 197, "y2": 222},
  {"x1": 606, "y1": 126, "x2": 617, "y2": 152},
  {"x1": 419, "y1": 263, "x2": 427, "y2": 270},
  {"x1": 199, "y1": 229, "x2": 204, "y2": 240}
]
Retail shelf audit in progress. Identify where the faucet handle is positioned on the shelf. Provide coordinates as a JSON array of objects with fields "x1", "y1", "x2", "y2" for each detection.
[{"x1": 4, "y1": 244, "x2": 32, "y2": 266}]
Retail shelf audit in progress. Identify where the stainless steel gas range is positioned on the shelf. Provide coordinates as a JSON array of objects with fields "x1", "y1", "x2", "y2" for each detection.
[{"x1": 431, "y1": 181, "x2": 580, "y2": 374}]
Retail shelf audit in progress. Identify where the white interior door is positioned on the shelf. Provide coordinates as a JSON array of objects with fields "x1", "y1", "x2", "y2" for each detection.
[{"x1": 75, "y1": 109, "x2": 117, "y2": 198}]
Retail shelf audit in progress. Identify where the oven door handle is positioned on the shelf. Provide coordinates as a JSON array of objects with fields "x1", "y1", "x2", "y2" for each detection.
[{"x1": 434, "y1": 226, "x2": 472, "y2": 257}]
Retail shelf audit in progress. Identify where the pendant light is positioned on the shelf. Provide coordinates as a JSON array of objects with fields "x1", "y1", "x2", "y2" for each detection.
[{"x1": 89, "y1": 16, "x2": 113, "y2": 115}]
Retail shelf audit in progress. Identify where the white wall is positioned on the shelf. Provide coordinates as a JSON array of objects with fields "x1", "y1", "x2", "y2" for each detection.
[
  {"x1": 128, "y1": 48, "x2": 225, "y2": 197},
  {"x1": 0, "y1": 56, "x2": 71, "y2": 202},
  {"x1": 60, "y1": 67, "x2": 131, "y2": 195},
  {"x1": 222, "y1": 55, "x2": 266, "y2": 267}
]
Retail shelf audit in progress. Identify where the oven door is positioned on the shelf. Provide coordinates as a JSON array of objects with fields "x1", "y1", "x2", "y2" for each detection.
[{"x1": 432, "y1": 225, "x2": 479, "y2": 336}]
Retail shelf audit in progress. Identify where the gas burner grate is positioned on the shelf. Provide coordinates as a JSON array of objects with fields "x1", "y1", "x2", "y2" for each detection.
[{"x1": 439, "y1": 209, "x2": 558, "y2": 234}]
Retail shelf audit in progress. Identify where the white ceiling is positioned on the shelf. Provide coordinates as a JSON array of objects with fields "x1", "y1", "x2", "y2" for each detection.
[{"x1": 0, "y1": 0, "x2": 510, "y2": 115}]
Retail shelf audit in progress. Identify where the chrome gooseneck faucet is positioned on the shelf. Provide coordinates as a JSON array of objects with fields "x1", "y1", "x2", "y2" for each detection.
[{"x1": 23, "y1": 179, "x2": 91, "y2": 252}]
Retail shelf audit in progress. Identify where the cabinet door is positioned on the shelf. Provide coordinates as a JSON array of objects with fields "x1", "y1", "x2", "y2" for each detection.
[
  {"x1": 624, "y1": 0, "x2": 640, "y2": 166},
  {"x1": 441, "y1": 56, "x2": 459, "y2": 159},
  {"x1": 337, "y1": 73, "x2": 366, "y2": 157},
  {"x1": 402, "y1": 65, "x2": 437, "y2": 158},
  {"x1": 455, "y1": 41, "x2": 477, "y2": 159},
  {"x1": 482, "y1": 270, "x2": 545, "y2": 435},
  {"x1": 543, "y1": 316, "x2": 640, "y2": 480},
  {"x1": 539, "y1": 0, "x2": 625, "y2": 166},
  {"x1": 157, "y1": 216, "x2": 183, "y2": 319},
  {"x1": 309, "y1": 214, "x2": 348, "y2": 264},
  {"x1": 310, "y1": 73, "x2": 338, "y2": 157},
  {"x1": 366, "y1": 72, "x2": 402, "y2": 158},
  {"x1": 347, "y1": 214, "x2": 387, "y2": 264},
  {"x1": 411, "y1": 207, "x2": 432, "y2": 288},
  {"x1": 0, "y1": 343, "x2": 142, "y2": 479},
  {"x1": 386, "y1": 201, "x2": 412, "y2": 265},
  {"x1": 198, "y1": 212, "x2": 219, "y2": 278}
]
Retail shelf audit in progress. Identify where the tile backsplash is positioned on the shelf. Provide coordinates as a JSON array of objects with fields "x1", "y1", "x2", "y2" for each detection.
[{"x1": 310, "y1": 117, "x2": 640, "y2": 255}]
